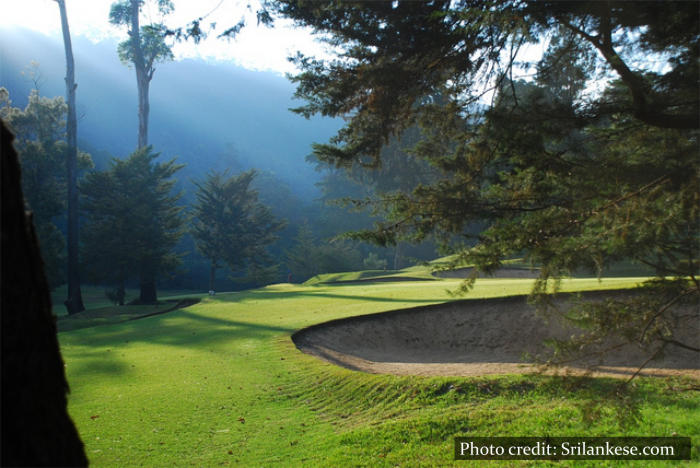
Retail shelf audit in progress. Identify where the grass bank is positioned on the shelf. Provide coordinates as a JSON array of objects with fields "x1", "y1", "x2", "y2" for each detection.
[{"x1": 59, "y1": 277, "x2": 699, "y2": 466}]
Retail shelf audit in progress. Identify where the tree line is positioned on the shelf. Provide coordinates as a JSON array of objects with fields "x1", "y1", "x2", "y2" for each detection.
[
  {"x1": 0, "y1": 93, "x2": 285, "y2": 304},
  {"x1": 2, "y1": 86, "x2": 428, "y2": 304},
  {"x1": 1, "y1": 0, "x2": 415, "y2": 310}
]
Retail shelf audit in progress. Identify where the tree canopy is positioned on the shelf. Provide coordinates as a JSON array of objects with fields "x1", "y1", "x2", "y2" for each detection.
[
  {"x1": 81, "y1": 146, "x2": 185, "y2": 304},
  {"x1": 275, "y1": 1, "x2": 700, "y2": 366},
  {"x1": 191, "y1": 170, "x2": 286, "y2": 291},
  {"x1": 109, "y1": 0, "x2": 174, "y2": 149},
  {"x1": 109, "y1": 0, "x2": 174, "y2": 72},
  {"x1": 1, "y1": 88, "x2": 92, "y2": 288}
]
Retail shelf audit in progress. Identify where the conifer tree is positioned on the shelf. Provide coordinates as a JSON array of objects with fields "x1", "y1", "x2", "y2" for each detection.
[
  {"x1": 191, "y1": 170, "x2": 285, "y2": 291},
  {"x1": 81, "y1": 147, "x2": 185, "y2": 303}
]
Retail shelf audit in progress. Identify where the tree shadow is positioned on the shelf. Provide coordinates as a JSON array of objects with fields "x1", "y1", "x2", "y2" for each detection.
[
  {"x1": 63, "y1": 307, "x2": 296, "y2": 352},
  {"x1": 68, "y1": 350, "x2": 131, "y2": 377}
]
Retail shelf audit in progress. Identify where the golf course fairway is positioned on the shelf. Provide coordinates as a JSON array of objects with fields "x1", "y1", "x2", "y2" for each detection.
[{"x1": 59, "y1": 277, "x2": 699, "y2": 466}]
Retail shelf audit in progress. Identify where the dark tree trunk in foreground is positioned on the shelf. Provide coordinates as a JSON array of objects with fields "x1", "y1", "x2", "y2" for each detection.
[
  {"x1": 56, "y1": 0, "x2": 85, "y2": 315},
  {"x1": 1, "y1": 121, "x2": 88, "y2": 467}
]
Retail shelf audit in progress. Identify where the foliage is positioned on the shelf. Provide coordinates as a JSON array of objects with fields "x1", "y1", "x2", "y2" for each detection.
[
  {"x1": 115, "y1": 23, "x2": 174, "y2": 70},
  {"x1": 81, "y1": 146, "x2": 185, "y2": 303},
  {"x1": 363, "y1": 252, "x2": 387, "y2": 270},
  {"x1": 313, "y1": 126, "x2": 444, "y2": 243},
  {"x1": 109, "y1": 0, "x2": 174, "y2": 71},
  {"x1": 284, "y1": 221, "x2": 317, "y2": 282},
  {"x1": 191, "y1": 170, "x2": 286, "y2": 289},
  {"x1": 1, "y1": 88, "x2": 92, "y2": 288},
  {"x1": 109, "y1": 0, "x2": 174, "y2": 150},
  {"x1": 275, "y1": 1, "x2": 700, "y2": 368},
  {"x1": 311, "y1": 127, "x2": 444, "y2": 270},
  {"x1": 284, "y1": 221, "x2": 363, "y2": 282},
  {"x1": 104, "y1": 287, "x2": 125, "y2": 306}
]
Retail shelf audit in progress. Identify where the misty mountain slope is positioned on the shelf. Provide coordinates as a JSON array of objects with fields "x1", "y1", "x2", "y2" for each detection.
[{"x1": 0, "y1": 27, "x2": 340, "y2": 197}]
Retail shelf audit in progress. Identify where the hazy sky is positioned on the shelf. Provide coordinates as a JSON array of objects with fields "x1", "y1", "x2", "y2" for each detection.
[{"x1": 0, "y1": 0, "x2": 330, "y2": 74}]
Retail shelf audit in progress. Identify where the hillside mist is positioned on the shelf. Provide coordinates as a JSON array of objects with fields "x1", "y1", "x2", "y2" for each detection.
[{"x1": 0, "y1": 27, "x2": 341, "y2": 199}]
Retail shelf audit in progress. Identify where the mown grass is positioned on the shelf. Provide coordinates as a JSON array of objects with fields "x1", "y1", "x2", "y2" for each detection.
[
  {"x1": 304, "y1": 256, "x2": 652, "y2": 285},
  {"x1": 57, "y1": 297, "x2": 205, "y2": 332},
  {"x1": 59, "y1": 277, "x2": 699, "y2": 466},
  {"x1": 51, "y1": 284, "x2": 200, "y2": 317}
]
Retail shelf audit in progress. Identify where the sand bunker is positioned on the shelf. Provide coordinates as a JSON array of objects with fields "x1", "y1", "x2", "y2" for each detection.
[{"x1": 293, "y1": 292, "x2": 699, "y2": 378}]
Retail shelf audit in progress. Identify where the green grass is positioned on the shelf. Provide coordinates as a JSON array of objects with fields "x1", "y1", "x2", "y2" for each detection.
[
  {"x1": 59, "y1": 277, "x2": 699, "y2": 466},
  {"x1": 56, "y1": 297, "x2": 206, "y2": 332},
  {"x1": 304, "y1": 255, "x2": 475, "y2": 284},
  {"x1": 304, "y1": 266, "x2": 436, "y2": 284},
  {"x1": 305, "y1": 256, "x2": 654, "y2": 285},
  {"x1": 51, "y1": 285, "x2": 201, "y2": 317}
]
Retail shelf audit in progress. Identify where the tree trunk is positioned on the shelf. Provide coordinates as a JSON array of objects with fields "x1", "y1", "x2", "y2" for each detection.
[
  {"x1": 117, "y1": 279, "x2": 125, "y2": 306},
  {"x1": 130, "y1": 0, "x2": 150, "y2": 149},
  {"x1": 1, "y1": 121, "x2": 88, "y2": 466},
  {"x1": 56, "y1": 0, "x2": 84, "y2": 315},
  {"x1": 393, "y1": 242, "x2": 402, "y2": 270},
  {"x1": 137, "y1": 72, "x2": 149, "y2": 148},
  {"x1": 209, "y1": 261, "x2": 217, "y2": 291},
  {"x1": 131, "y1": 0, "x2": 156, "y2": 303},
  {"x1": 139, "y1": 277, "x2": 157, "y2": 304}
]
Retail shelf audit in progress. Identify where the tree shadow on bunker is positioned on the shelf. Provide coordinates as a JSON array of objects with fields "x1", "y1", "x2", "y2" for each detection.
[{"x1": 292, "y1": 292, "x2": 699, "y2": 376}]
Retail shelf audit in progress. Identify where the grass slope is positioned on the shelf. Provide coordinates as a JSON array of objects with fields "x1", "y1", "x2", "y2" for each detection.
[{"x1": 60, "y1": 277, "x2": 699, "y2": 466}]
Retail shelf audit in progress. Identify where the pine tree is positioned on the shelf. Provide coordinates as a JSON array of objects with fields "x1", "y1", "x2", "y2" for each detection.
[
  {"x1": 81, "y1": 147, "x2": 185, "y2": 303},
  {"x1": 275, "y1": 1, "x2": 700, "y2": 366},
  {"x1": 191, "y1": 170, "x2": 285, "y2": 291},
  {"x1": 110, "y1": 0, "x2": 174, "y2": 299},
  {"x1": 284, "y1": 221, "x2": 319, "y2": 283}
]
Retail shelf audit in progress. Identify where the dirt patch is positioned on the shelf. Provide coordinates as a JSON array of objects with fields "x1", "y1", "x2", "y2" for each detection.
[{"x1": 293, "y1": 292, "x2": 699, "y2": 379}]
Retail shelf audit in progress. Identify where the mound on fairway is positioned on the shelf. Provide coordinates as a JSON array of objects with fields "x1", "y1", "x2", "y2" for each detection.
[
  {"x1": 432, "y1": 267, "x2": 539, "y2": 279},
  {"x1": 293, "y1": 291, "x2": 700, "y2": 378}
]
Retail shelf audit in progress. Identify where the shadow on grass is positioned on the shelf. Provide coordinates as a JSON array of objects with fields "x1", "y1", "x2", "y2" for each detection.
[
  {"x1": 63, "y1": 307, "x2": 295, "y2": 352},
  {"x1": 68, "y1": 350, "x2": 131, "y2": 377},
  {"x1": 175, "y1": 309, "x2": 294, "y2": 334},
  {"x1": 63, "y1": 310, "x2": 298, "y2": 377},
  {"x1": 60, "y1": 285, "x2": 444, "y2": 375}
]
